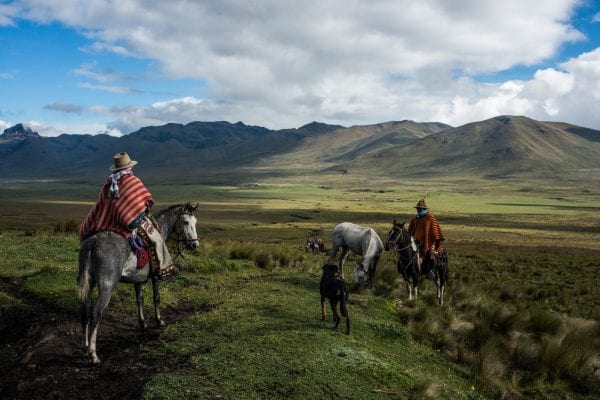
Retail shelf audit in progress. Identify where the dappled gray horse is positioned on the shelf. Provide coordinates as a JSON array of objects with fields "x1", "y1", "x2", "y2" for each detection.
[
  {"x1": 326, "y1": 222, "x2": 383, "y2": 288},
  {"x1": 385, "y1": 220, "x2": 448, "y2": 305},
  {"x1": 77, "y1": 203, "x2": 199, "y2": 364}
]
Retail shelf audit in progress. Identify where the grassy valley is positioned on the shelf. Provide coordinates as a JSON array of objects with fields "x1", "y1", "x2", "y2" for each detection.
[{"x1": 0, "y1": 176, "x2": 599, "y2": 399}]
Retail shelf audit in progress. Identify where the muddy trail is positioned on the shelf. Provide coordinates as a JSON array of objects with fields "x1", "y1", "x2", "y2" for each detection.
[{"x1": 0, "y1": 278, "x2": 200, "y2": 400}]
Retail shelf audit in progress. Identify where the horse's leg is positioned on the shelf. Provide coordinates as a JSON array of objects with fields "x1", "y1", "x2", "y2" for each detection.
[
  {"x1": 80, "y1": 286, "x2": 93, "y2": 350},
  {"x1": 405, "y1": 278, "x2": 412, "y2": 301},
  {"x1": 152, "y1": 276, "x2": 166, "y2": 327},
  {"x1": 134, "y1": 283, "x2": 147, "y2": 329},
  {"x1": 88, "y1": 283, "x2": 115, "y2": 365},
  {"x1": 368, "y1": 256, "x2": 379, "y2": 288},
  {"x1": 321, "y1": 295, "x2": 327, "y2": 321},
  {"x1": 326, "y1": 243, "x2": 338, "y2": 265},
  {"x1": 414, "y1": 275, "x2": 419, "y2": 302},
  {"x1": 338, "y1": 247, "x2": 349, "y2": 279}
]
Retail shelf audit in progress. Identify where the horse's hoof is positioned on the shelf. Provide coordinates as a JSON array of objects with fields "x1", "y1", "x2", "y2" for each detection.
[
  {"x1": 139, "y1": 321, "x2": 148, "y2": 330},
  {"x1": 90, "y1": 354, "x2": 101, "y2": 365},
  {"x1": 156, "y1": 319, "x2": 166, "y2": 327}
]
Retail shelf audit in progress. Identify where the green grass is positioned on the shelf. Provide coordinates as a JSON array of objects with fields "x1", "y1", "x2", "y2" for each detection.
[{"x1": 140, "y1": 267, "x2": 475, "y2": 400}]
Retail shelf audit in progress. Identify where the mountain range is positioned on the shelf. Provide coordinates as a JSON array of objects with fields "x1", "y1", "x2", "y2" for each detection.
[{"x1": 1, "y1": 116, "x2": 599, "y2": 184}]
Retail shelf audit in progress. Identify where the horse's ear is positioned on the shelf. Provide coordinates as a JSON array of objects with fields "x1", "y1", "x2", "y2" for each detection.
[{"x1": 393, "y1": 219, "x2": 397, "y2": 225}]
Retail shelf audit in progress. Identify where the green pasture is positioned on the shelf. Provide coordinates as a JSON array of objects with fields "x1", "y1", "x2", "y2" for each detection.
[{"x1": 0, "y1": 178, "x2": 598, "y2": 398}]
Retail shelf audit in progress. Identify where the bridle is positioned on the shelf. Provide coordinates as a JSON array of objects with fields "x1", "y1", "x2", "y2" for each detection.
[
  {"x1": 169, "y1": 211, "x2": 198, "y2": 260},
  {"x1": 387, "y1": 226, "x2": 418, "y2": 274}
]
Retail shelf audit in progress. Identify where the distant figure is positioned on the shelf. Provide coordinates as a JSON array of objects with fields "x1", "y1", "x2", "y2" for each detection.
[
  {"x1": 79, "y1": 152, "x2": 177, "y2": 278},
  {"x1": 305, "y1": 237, "x2": 325, "y2": 253},
  {"x1": 407, "y1": 199, "x2": 445, "y2": 280}
]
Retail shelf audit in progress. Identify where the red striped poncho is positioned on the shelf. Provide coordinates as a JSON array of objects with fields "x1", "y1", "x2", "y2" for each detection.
[
  {"x1": 79, "y1": 174, "x2": 154, "y2": 241},
  {"x1": 407, "y1": 211, "x2": 445, "y2": 257}
]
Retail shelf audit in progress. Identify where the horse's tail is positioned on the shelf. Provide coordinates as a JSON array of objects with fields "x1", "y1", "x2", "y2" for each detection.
[{"x1": 77, "y1": 237, "x2": 95, "y2": 302}]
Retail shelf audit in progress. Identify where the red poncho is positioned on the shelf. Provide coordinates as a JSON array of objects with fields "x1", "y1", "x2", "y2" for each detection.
[
  {"x1": 79, "y1": 174, "x2": 153, "y2": 241},
  {"x1": 407, "y1": 211, "x2": 445, "y2": 257}
]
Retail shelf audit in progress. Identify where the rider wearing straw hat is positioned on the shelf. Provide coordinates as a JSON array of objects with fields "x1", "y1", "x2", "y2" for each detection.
[
  {"x1": 80, "y1": 152, "x2": 177, "y2": 278},
  {"x1": 407, "y1": 198, "x2": 445, "y2": 280}
]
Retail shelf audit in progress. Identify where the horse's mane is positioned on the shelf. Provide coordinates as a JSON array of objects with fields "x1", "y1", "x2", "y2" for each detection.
[{"x1": 154, "y1": 203, "x2": 186, "y2": 218}]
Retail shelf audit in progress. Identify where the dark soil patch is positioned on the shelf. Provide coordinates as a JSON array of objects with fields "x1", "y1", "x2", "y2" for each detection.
[{"x1": 0, "y1": 279, "x2": 196, "y2": 400}]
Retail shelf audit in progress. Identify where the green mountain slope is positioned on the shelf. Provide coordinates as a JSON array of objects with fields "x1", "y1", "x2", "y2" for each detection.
[
  {"x1": 344, "y1": 116, "x2": 600, "y2": 179},
  {"x1": 1, "y1": 116, "x2": 599, "y2": 183}
]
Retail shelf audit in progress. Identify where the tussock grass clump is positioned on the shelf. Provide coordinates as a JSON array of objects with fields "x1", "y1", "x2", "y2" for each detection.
[
  {"x1": 372, "y1": 264, "x2": 401, "y2": 297},
  {"x1": 527, "y1": 308, "x2": 563, "y2": 336},
  {"x1": 52, "y1": 219, "x2": 79, "y2": 234},
  {"x1": 224, "y1": 241, "x2": 310, "y2": 270},
  {"x1": 394, "y1": 285, "x2": 600, "y2": 398}
]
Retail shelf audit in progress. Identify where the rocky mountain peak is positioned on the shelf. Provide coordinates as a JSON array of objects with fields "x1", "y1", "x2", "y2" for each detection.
[{"x1": 0, "y1": 123, "x2": 41, "y2": 144}]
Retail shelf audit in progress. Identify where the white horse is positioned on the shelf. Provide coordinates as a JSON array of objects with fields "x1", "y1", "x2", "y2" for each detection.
[{"x1": 326, "y1": 222, "x2": 383, "y2": 287}]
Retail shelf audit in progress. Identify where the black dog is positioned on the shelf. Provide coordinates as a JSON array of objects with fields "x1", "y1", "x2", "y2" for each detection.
[{"x1": 320, "y1": 264, "x2": 350, "y2": 334}]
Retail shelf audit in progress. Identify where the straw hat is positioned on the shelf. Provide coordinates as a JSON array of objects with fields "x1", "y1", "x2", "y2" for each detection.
[
  {"x1": 110, "y1": 152, "x2": 138, "y2": 172},
  {"x1": 415, "y1": 198, "x2": 428, "y2": 209}
]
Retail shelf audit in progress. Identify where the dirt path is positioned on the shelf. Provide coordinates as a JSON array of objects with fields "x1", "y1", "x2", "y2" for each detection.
[{"x1": 0, "y1": 279, "x2": 191, "y2": 400}]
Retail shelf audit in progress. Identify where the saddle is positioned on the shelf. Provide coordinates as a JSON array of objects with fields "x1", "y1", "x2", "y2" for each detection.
[{"x1": 128, "y1": 215, "x2": 159, "y2": 270}]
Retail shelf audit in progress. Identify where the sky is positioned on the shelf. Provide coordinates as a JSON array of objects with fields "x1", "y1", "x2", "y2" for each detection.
[{"x1": 1, "y1": 0, "x2": 599, "y2": 137}]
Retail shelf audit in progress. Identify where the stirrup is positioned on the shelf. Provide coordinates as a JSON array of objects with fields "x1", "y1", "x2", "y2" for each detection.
[{"x1": 157, "y1": 265, "x2": 179, "y2": 280}]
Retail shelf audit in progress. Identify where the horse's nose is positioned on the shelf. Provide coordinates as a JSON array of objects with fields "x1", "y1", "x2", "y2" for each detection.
[{"x1": 190, "y1": 241, "x2": 199, "y2": 250}]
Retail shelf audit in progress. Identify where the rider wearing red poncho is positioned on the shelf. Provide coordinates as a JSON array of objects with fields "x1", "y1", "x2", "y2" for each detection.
[
  {"x1": 79, "y1": 152, "x2": 176, "y2": 277},
  {"x1": 407, "y1": 198, "x2": 445, "y2": 280},
  {"x1": 80, "y1": 152, "x2": 153, "y2": 241}
]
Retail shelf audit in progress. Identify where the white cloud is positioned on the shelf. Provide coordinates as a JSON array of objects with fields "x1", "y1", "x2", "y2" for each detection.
[
  {"x1": 73, "y1": 62, "x2": 142, "y2": 83},
  {"x1": 0, "y1": 72, "x2": 14, "y2": 79},
  {"x1": 0, "y1": 119, "x2": 11, "y2": 131},
  {"x1": 44, "y1": 101, "x2": 83, "y2": 114},
  {"x1": 78, "y1": 82, "x2": 140, "y2": 94},
  {"x1": 428, "y1": 48, "x2": 600, "y2": 128},
  {"x1": 23, "y1": 120, "x2": 122, "y2": 137},
  {"x1": 593, "y1": 12, "x2": 600, "y2": 23},
  {"x1": 8, "y1": 0, "x2": 600, "y2": 130},
  {"x1": 23, "y1": 121, "x2": 64, "y2": 136},
  {"x1": 0, "y1": 3, "x2": 18, "y2": 26}
]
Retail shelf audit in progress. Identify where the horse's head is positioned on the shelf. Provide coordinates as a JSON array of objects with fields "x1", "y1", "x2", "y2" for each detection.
[
  {"x1": 385, "y1": 219, "x2": 406, "y2": 251},
  {"x1": 173, "y1": 203, "x2": 200, "y2": 250},
  {"x1": 354, "y1": 262, "x2": 367, "y2": 283}
]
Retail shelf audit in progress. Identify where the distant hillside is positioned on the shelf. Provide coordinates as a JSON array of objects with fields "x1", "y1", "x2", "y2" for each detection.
[
  {"x1": 0, "y1": 121, "x2": 343, "y2": 183},
  {"x1": 1, "y1": 116, "x2": 599, "y2": 183},
  {"x1": 257, "y1": 120, "x2": 450, "y2": 172},
  {"x1": 345, "y1": 115, "x2": 600, "y2": 179}
]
